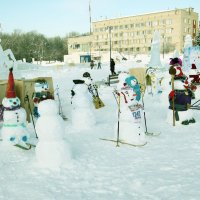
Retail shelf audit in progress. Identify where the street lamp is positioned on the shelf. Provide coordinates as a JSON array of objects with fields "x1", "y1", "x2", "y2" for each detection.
[
  {"x1": 162, "y1": 34, "x2": 165, "y2": 59},
  {"x1": 107, "y1": 26, "x2": 112, "y2": 68}
]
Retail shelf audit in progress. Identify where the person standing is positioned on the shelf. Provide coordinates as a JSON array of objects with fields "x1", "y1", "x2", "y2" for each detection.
[
  {"x1": 110, "y1": 58, "x2": 116, "y2": 75},
  {"x1": 97, "y1": 60, "x2": 101, "y2": 69},
  {"x1": 90, "y1": 60, "x2": 94, "y2": 69}
]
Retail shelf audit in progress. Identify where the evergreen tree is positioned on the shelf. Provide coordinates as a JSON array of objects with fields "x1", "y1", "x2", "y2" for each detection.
[{"x1": 195, "y1": 31, "x2": 200, "y2": 46}]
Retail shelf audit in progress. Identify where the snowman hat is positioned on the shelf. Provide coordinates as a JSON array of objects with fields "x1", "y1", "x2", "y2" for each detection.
[
  {"x1": 169, "y1": 57, "x2": 182, "y2": 66},
  {"x1": 6, "y1": 68, "x2": 16, "y2": 98},
  {"x1": 125, "y1": 75, "x2": 138, "y2": 87},
  {"x1": 73, "y1": 79, "x2": 85, "y2": 84},
  {"x1": 191, "y1": 64, "x2": 197, "y2": 70}
]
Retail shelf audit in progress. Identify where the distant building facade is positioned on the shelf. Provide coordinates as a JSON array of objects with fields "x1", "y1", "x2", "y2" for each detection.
[{"x1": 68, "y1": 8, "x2": 199, "y2": 55}]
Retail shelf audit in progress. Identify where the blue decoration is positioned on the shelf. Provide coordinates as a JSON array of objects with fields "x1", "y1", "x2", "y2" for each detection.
[{"x1": 125, "y1": 76, "x2": 141, "y2": 101}]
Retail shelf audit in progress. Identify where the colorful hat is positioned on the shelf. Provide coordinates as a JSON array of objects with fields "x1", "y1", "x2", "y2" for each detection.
[
  {"x1": 6, "y1": 68, "x2": 16, "y2": 98},
  {"x1": 169, "y1": 57, "x2": 182, "y2": 66}
]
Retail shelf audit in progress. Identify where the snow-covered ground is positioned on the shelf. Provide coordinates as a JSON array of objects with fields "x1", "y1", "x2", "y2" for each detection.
[{"x1": 0, "y1": 60, "x2": 200, "y2": 200}]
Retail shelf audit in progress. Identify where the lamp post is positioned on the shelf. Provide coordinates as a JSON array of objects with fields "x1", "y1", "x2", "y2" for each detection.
[
  {"x1": 108, "y1": 26, "x2": 112, "y2": 68},
  {"x1": 162, "y1": 34, "x2": 165, "y2": 59}
]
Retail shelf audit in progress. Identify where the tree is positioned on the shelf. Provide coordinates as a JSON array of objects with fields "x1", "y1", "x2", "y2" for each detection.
[{"x1": 195, "y1": 31, "x2": 200, "y2": 46}]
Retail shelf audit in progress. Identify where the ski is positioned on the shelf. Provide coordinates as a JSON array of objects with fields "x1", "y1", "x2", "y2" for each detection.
[
  {"x1": 0, "y1": 139, "x2": 36, "y2": 149},
  {"x1": 14, "y1": 143, "x2": 32, "y2": 150},
  {"x1": 99, "y1": 138, "x2": 147, "y2": 147}
]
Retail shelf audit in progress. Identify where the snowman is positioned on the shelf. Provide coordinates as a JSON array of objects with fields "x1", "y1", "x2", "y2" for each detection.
[
  {"x1": 35, "y1": 99, "x2": 71, "y2": 170},
  {"x1": 168, "y1": 58, "x2": 195, "y2": 125},
  {"x1": 71, "y1": 79, "x2": 95, "y2": 131},
  {"x1": 188, "y1": 63, "x2": 200, "y2": 85},
  {"x1": 1, "y1": 68, "x2": 30, "y2": 146},
  {"x1": 145, "y1": 67, "x2": 163, "y2": 95},
  {"x1": 115, "y1": 72, "x2": 146, "y2": 145},
  {"x1": 32, "y1": 79, "x2": 54, "y2": 118}
]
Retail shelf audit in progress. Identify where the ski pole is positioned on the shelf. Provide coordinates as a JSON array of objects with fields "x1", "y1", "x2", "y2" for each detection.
[
  {"x1": 24, "y1": 95, "x2": 38, "y2": 138},
  {"x1": 141, "y1": 94, "x2": 148, "y2": 133},
  {"x1": 116, "y1": 92, "x2": 120, "y2": 147}
]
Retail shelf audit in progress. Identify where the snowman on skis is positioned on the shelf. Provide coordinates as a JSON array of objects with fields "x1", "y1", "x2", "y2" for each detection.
[
  {"x1": 168, "y1": 57, "x2": 195, "y2": 125},
  {"x1": 115, "y1": 72, "x2": 146, "y2": 145},
  {"x1": 0, "y1": 68, "x2": 30, "y2": 147}
]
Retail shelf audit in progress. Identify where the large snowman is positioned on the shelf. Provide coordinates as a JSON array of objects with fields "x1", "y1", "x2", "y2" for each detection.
[
  {"x1": 1, "y1": 68, "x2": 30, "y2": 146},
  {"x1": 35, "y1": 99, "x2": 71, "y2": 170},
  {"x1": 115, "y1": 72, "x2": 146, "y2": 145},
  {"x1": 71, "y1": 79, "x2": 95, "y2": 131},
  {"x1": 168, "y1": 58, "x2": 195, "y2": 125}
]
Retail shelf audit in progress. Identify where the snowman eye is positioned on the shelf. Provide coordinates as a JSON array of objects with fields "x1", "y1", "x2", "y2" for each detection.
[
  {"x1": 16, "y1": 99, "x2": 19, "y2": 102},
  {"x1": 9, "y1": 99, "x2": 13, "y2": 102}
]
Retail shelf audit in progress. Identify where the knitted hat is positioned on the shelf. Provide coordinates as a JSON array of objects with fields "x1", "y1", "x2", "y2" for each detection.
[
  {"x1": 6, "y1": 68, "x2": 16, "y2": 98},
  {"x1": 169, "y1": 57, "x2": 182, "y2": 66},
  {"x1": 191, "y1": 64, "x2": 197, "y2": 70}
]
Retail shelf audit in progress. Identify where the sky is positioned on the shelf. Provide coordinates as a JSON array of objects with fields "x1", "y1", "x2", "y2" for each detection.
[{"x1": 0, "y1": 0, "x2": 199, "y2": 38}]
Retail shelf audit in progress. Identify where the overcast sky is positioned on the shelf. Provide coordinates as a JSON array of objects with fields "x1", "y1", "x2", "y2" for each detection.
[{"x1": 0, "y1": 0, "x2": 199, "y2": 37}]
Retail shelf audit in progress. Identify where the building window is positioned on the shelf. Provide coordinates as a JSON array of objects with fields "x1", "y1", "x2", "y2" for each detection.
[
  {"x1": 166, "y1": 19, "x2": 172, "y2": 25},
  {"x1": 184, "y1": 18, "x2": 187, "y2": 23},
  {"x1": 184, "y1": 27, "x2": 187, "y2": 33}
]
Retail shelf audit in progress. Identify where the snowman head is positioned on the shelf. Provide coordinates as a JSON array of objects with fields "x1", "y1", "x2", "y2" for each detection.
[
  {"x1": 38, "y1": 99, "x2": 58, "y2": 116},
  {"x1": 146, "y1": 67, "x2": 156, "y2": 76},
  {"x1": 2, "y1": 97, "x2": 21, "y2": 109},
  {"x1": 34, "y1": 79, "x2": 49, "y2": 93},
  {"x1": 3, "y1": 68, "x2": 21, "y2": 109}
]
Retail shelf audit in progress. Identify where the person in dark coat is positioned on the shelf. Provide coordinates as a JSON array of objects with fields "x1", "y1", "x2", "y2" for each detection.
[
  {"x1": 90, "y1": 60, "x2": 94, "y2": 69},
  {"x1": 110, "y1": 58, "x2": 116, "y2": 75}
]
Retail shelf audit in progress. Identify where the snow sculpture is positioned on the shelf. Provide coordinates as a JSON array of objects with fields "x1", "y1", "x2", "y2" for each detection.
[
  {"x1": 1, "y1": 68, "x2": 30, "y2": 146},
  {"x1": 168, "y1": 58, "x2": 195, "y2": 125},
  {"x1": 183, "y1": 34, "x2": 193, "y2": 71},
  {"x1": 0, "y1": 39, "x2": 17, "y2": 71},
  {"x1": 35, "y1": 99, "x2": 71, "y2": 170},
  {"x1": 71, "y1": 79, "x2": 95, "y2": 131},
  {"x1": 148, "y1": 30, "x2": 162, "y2": 68},
  {"x1": 115, "y1": 72, "x2": 146, "y2": 145},
  {"x1": 184, "y1": 34, "x2": 193, "y2": 49},
  {"x1": 145, "y1": 67, "x2": 163, "y2": 95}
]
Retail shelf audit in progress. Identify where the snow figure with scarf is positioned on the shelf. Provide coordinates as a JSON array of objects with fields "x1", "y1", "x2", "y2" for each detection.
[
  {"x1": 35, "y1": 99, "x2": 71, "y2": 170},
  {"x1": 115, "y1": 73, "x2": 146, "y2": 145},
  {"x1": 82, "y1": 72, "x2": 105, "y2": 109},
  {"x1": 168, "y1": 57, "x2": 195, "y2": 125},
  {"x1": 32, "y1": 79, "x2": 54, "y2": 118},
  {"x1": 189, "y1": 63, "x2": 200, "y2": 85},
  {"x1": 1, "y1": 68, "x2": 30, "y2": 146},
  {"x1": 71, "y1": 79, "x2": 95, "y2": 131}
]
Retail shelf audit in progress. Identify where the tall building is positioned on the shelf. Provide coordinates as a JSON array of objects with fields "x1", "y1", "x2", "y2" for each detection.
[{"x1": 68, "y1": 8, "x2": 198, "y2": 56}]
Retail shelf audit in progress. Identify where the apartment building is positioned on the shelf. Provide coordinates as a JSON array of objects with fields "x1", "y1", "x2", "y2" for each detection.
[{"x1": 68, "y1": 7, "x2": 198, "y2": 55}]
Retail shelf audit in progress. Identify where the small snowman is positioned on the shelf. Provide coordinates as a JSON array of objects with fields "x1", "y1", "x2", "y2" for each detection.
[
  {"x1": 32, "y1": 79, "x2": 54, "y2": 118},
  {"x1": 1, "y1": 68, "x2": 30, "y2": 146},
  {"x1": 188, "y1": 63, "x2": 200, "y2": 85},
  {"x1": 115, "y1": 73, "x2": 146, "y2": 145},
  {"x1": 35, "y1": 99, "x2": 71, "y2": 170},
  {"x1": 145, "y1": 67, "x2": 162, "y2": 95},
  {"x1": 168, "y1": 58, "x2": 195, "y2": 125},
  {"x1": 71, "y1": 79, "x2": 95, "y2": 131}
]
